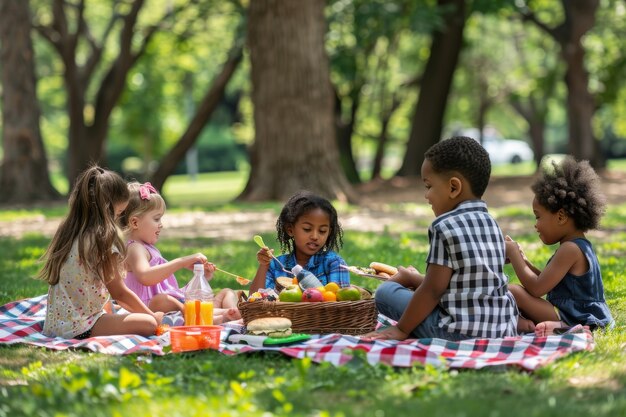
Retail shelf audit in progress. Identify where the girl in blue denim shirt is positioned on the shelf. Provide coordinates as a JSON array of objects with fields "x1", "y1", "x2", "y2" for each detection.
[
  {"x1": 250, "y1": 191, "x2": 350, "y2": 293},
  {"x1": 505, "y1": 157, "x2": 613, "y2": 335}
]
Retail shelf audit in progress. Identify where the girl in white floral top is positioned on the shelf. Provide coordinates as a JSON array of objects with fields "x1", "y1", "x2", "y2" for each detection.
[{"x1": 40, "y1": 165, "x2": 163, "y2": 339}]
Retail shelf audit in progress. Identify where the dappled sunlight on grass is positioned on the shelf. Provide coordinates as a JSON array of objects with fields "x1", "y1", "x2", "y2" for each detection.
[{"x1": 2, "y1": 199, "x2": 626, "y2": 416}]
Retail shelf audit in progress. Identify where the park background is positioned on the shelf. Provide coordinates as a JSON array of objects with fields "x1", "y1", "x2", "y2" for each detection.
[{"x1": 1, "y1": 1, "x2": 626, "y2": 416}]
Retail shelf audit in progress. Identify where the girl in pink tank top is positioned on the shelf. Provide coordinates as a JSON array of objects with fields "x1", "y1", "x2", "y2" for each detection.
[{"x1": 119, "y1": 182, "x2": 240, "y2": 323}]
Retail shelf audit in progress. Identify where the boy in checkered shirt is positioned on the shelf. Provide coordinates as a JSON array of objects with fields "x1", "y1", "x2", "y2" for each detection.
[{"x1": 365, "y1": 136, "x2": 518, "y2": 340}]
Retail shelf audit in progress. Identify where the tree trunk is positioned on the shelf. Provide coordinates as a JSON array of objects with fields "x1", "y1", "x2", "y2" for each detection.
[
  {"x1": 521, "y1": 0, "x2": 602, "y2": 168},
  {"x1": 150, "y1": 46, "x2": 244, "y2": 192},
  {"x1": 396, "y1": 0, "x2": 466, "y2": 177},
  {"x1": 561, "y1": 0, "x2": 601, "y2": 167},
  {"x1": 239, "y1": 0, "x2": 355, "y2": 202},
  {"x1": 371, "y1": 95, "x2": 401, "y2": 180},
  {"x1": 334, "y1": 89, "x2": 361, "y2": 184},
  {"x1": 510, "y1": 97, "x2": 546, "y2": 168},
  {"x1": 528, "y1": 119, "x2": 545, "y2": 167},
  {"x1": 0, "y1": 0, "x2": 60, "y2": 204}
]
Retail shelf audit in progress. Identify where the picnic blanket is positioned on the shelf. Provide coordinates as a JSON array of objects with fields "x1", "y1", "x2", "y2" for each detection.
[
  {"x1": 0, "y1": 296, "x2": 594, "y2": 371},
  {"x1": 0, "y1": 295, "x2": 164, "y2": 356}
]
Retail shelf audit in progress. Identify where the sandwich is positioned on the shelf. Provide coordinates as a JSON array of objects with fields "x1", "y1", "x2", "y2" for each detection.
[{"x1": 246, "y1": 317, "x2": 293, "y2": 338}]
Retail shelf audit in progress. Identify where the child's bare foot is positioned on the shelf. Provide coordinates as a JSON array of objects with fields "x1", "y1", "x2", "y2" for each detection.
[
  {"x1": 212, "y1": 309, "x2": 242, "y2": 325},
  {"x1": 225, "y1": 308, "x2": 241, "y2": 321},
  {"x1": 534, "y1": 320, "x2": 566, "y2": 337},
  {"x1": 517, "y1": 316, "x2": 536, "y2": 334}
]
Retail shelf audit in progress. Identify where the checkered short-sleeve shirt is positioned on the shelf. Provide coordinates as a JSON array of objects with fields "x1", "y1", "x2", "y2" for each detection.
[{"x1": 427, "y1": 200, "x2": 518, "y2": 338}]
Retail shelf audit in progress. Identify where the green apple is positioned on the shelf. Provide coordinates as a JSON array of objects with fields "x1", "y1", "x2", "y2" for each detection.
[
  {"x1": 336, "y1": 286, "x2": 362, "y2": 301},
  {"x1": 279, "y1": 285, "x2": 302, "y2": 302}
]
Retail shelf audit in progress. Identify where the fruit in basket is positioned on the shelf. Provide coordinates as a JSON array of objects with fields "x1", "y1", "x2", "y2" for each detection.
[
  {"x1": 322, "y1": 291, "x2": 337, "y2": 302},
  {"x1": 324, "y1": 282, "x2": 340, "y2": 294},
  {"x1": 279, "y1": 285, "x2": 302, "y2": 302},
  {"x1": 336, "y1": 286, "x2": 362, "y2": 301},
  {"x1": 248, "y1": 292, "x2": 263, "y2": 302},
  {"x1": 302, "y1": 288, "x2": 324, "y2": 302},
  {"x1": 354, "y1": 285, "x2": 373, "y2": 300}
]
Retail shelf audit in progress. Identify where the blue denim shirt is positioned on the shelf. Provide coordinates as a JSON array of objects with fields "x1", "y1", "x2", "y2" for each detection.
[{"x1": 264, "y1": 250, "x2": 350, "y2": 289}]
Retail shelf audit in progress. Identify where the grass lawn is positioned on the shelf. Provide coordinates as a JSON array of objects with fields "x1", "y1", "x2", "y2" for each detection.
[{"x1": 1, "y1": 172, "x2": 625, "y2": 416}]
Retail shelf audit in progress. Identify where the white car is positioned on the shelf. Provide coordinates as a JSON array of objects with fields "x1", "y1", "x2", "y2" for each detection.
[{"x1": 456, "y1": 128, "x2": 534, "y2": 165}]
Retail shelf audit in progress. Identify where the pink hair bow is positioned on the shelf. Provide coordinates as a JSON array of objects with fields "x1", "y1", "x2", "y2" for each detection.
[{"x1": 139, "y1": 182, "x2": 158, "y2": 200}]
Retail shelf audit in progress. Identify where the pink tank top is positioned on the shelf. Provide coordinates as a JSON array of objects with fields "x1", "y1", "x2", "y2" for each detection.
[{"x1": 125, "y1": 241, "x2": 184, "y2": 305}]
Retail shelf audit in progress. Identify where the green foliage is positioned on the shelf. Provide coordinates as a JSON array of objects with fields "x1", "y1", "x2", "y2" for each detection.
[{"x1": 1, "y1": 199, "x2": 626, "y2": 416}]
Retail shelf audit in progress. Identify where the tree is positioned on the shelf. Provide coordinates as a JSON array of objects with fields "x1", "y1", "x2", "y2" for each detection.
[
  {"x1": 0, "y1": 0, "x2": 60, "y2": 204},
  {"x1": 32, "y1": 0, "x2": 194, "y2": 185},
  {"x1": 519, "y1": 0, "x2": 602, "y2": 167},
  {"x1": 239, "y1": 0, "x2": 355, "y2": 202},
  {"x1": 149, "y1": 41, "x2": 244, "y2": 191},
  {"x1": 397, "y1": 0, "x2": 467, "y2": 177},
  {"x1": 508, "y1": 20, "x2": 560, "y2": 167},
  {"x1": 327, "y1": 0, "x2": 418, "y2": 183},
  {"x1": 451, "y1": 12, "x2": 559, "y2": 167}
]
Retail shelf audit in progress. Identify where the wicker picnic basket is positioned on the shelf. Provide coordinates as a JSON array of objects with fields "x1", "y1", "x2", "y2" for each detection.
[{"x1": 237, "y1": 293, "x2": 378, "y2": 335}]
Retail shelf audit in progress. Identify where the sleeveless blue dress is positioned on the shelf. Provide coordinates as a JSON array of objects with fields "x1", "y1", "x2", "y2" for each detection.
[{"x1": 547, "y1": 238, "x2": 613, "y2": 329}]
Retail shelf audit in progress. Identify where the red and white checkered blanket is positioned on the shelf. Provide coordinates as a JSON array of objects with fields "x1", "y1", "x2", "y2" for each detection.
[
  {"x1": 0, "y1": 295, "x2": 164, "y2": 355},
  {"x1": 1, "y1": 296, "x2": 594, "y2": 370}
]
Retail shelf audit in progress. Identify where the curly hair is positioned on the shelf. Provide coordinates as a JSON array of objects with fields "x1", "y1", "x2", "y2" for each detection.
[
  {"x1": 531, "y1": 157, "x2": 605, "y2": 231},
  {"x1": 276, "y1": 191, "x2": 343, "y2": 254},
  {"x1": 424, "y1": 136, "x2": 491, "y2": 197}
]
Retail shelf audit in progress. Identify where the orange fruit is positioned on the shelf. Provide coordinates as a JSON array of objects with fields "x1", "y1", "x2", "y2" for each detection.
[
  {"x1": 322, "y1": 291, "x2": 337, "y2": 302},
  {"x1": 292, "y1": 277, "x2": 299, "y2": 285},
  {"x1": 324, "y1": 282, "x2": 340, "y2": 294},
  {"x1": 177, "y1": 335, "x2": 200, "y2": 351}
]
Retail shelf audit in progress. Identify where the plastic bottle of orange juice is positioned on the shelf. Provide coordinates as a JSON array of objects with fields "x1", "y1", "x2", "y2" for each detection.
[{"x1": 183, "y1": 263, "x2": 214, "y2": 326}]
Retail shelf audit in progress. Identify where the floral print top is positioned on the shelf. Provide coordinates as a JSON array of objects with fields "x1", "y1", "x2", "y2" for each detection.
[{"x1": 43, "y1": 240, "x2": 110, "y2": 339}]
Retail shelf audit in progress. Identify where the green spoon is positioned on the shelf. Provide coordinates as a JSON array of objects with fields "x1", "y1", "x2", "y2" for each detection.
[
  {"x1": 253, "y1": 235, "x2": 266, "y2": 249},
  {"x1": 253, "y1": 235, "x2": 292, "y2": 275}
]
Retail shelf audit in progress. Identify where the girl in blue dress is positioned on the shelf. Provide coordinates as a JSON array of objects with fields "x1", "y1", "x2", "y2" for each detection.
[{"x1": 505, "y1": 157, "x2": 613, "y2": 335}]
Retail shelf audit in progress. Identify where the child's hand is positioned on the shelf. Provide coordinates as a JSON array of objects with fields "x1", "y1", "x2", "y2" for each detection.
[
  {"x1": 204, "y1": 262, "x2": 216, "y2": 281},
  {"x1": 362, "y1": 325, "x2": 409, "y2": 341},
  {"x1": 153, "y1": 311, "x2": 165, "y2": 325},
  {"x1": 184, "y1": 253, "x2": 208, "y2": 268},
  {"x1": 256, "y1": 247, "x2": 273, "y2": 266},
  {"x1": 390, "y1": 266, "x2": 421, "y2": 289},
  {"x1": 505, "y1": 235, "x2": 527, "y2": 263}
]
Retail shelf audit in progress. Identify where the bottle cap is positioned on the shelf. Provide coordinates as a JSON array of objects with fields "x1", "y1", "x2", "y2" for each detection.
[
  {"x1": 291, "y1": 265, "x2": 303, "y2": 275},
  {"x1": 193, "y1": 263, "x2": 204, "y2": 272}
]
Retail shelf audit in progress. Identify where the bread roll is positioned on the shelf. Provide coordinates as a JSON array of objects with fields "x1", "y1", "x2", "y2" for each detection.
[{"x1": 369, "y1": 262, "x2": 398, "y2": 276}]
